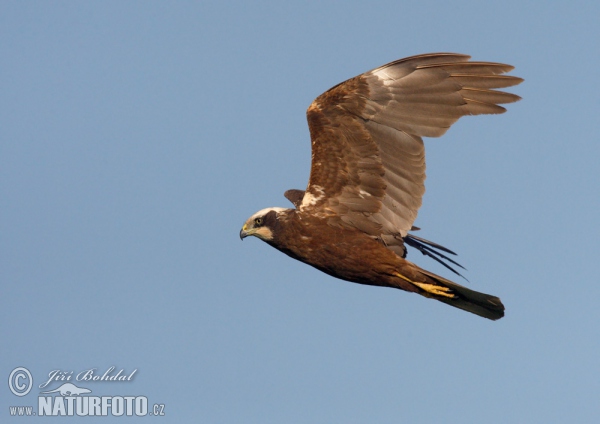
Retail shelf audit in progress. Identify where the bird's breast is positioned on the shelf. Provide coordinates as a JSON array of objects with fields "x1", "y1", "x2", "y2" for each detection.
[{"x1": 271, "y1": 215, "x2": 400, "y2": 285}]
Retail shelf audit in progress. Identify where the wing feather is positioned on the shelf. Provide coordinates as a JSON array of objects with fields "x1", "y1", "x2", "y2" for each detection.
[{"x1": 299, "y1": 53, "x2": 522, "y2": 247}]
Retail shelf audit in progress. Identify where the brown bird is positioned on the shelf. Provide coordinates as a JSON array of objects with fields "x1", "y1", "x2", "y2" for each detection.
[{"x1": 240, "y1": 53, "x2": 522, "y2": 320}]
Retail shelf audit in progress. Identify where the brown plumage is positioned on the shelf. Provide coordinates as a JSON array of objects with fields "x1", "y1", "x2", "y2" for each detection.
[{"x1": 240, "y1": 53, "x2": 522, "y2": 320}]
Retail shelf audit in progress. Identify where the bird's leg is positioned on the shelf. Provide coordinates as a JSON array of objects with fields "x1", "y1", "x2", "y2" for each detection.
[
  {"x1": 412, "y1": 282, "x2": 456, "y2": 298},
  {"x1": 394, "y1": 272, "x2": 456, "y2": 299}
]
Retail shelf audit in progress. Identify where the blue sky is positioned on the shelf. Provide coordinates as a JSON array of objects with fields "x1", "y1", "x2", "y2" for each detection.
[{"x1": 2, "y1": 1, "x2": 599, "y2": 422}]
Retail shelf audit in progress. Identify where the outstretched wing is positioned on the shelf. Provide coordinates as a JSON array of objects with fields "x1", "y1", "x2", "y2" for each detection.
[{"x1": 299, "y1": 53, "x2": 522, "y2": 245}]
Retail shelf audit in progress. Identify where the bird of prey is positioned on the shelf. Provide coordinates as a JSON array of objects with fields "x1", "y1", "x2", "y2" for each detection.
[{"x1": 240, "y1": 53, "x2": 522, "y2": 320}]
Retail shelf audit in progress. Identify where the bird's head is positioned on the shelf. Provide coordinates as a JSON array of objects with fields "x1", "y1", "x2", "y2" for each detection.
[{"x1": 239, "y1": 207, "x2": 289, "y2": 242}]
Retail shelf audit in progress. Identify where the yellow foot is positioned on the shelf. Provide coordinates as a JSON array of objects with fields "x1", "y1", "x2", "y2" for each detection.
[
  {"x1": 394, "y1": 273, "x2": 456, "y2": 299},
  {"x1": 412, "y1": 282, "x2": 456, "y2": 298}
]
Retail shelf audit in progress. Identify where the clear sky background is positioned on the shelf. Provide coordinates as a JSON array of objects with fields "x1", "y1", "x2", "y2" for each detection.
[{"x1": 2, "y1": 1, "x2": 599, "y2": 423}]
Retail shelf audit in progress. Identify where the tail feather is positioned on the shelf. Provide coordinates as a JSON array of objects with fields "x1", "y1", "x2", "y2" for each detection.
[
  {"x1": 404, "y1": 234, "x2": 467, "y2": 279},
  {"x1": 419, "y1": 269, "x2": 505, "y2": 320}
]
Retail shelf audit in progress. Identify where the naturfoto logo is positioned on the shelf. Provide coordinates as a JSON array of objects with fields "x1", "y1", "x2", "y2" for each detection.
[{"x1": 8, "y1": 366, "x2": 166, "y2": 418}]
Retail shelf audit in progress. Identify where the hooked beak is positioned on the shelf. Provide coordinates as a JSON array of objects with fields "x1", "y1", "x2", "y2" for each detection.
[{"x1": 239, "y1": 224, "x2": 251, "y2": 240}]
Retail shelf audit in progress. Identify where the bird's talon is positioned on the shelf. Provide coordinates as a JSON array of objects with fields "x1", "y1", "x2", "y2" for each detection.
[{"x1": 412, "y1": 282, "x2": 456, "y2": 299}]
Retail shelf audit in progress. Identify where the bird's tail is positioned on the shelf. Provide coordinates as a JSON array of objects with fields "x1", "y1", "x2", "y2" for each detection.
[{"x1": 415, "y1": 269, "x2": 505, "y2": 320}]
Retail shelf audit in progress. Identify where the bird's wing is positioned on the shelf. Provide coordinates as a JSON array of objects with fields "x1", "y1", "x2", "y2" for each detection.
[
  {"x1": 300, "y1": 52, "x2": 522, "y2": 240},
  {"x1": 284, "y1": 189, "x2": 305, "y2": 208}
]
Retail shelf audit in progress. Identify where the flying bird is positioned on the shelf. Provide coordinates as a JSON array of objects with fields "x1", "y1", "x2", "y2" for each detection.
[{"x1": 240, "y1": 53, "x2": 522, "y2": 320}]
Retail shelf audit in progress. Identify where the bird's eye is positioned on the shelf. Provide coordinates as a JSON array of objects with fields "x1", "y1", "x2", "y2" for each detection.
[{"x1": 254, "y1": 217, "x2": 263, "y2": 226}]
